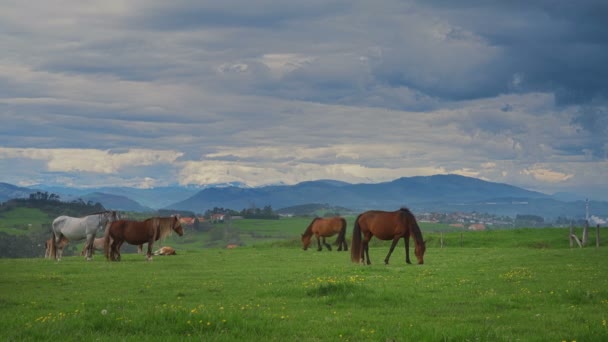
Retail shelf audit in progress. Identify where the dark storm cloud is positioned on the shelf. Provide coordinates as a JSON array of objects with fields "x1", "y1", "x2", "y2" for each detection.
[{"x1": 415, "y1": 0, "x2": 608, "y2": 104}]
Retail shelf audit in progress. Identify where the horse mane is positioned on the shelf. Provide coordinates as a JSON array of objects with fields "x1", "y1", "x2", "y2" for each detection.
[
  {"x1": 83, "y1": 210, "x2": 115, "y2": 217},
  {"x1": 157, "y1": 217, "x2": 177, "y2": 240},
  {"x1": 399, "y1": 207, "x2": 413, "y2": 215},
  {"x1": 303, "y1": 217, "x2": 321, "y2": 235},
  {"x1": 399, "y1": 207, "x2": 424, "y2": 244}
]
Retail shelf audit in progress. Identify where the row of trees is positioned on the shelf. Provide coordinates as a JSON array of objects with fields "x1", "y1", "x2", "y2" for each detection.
[{"x1": 203, "y1": 205, "x2": 279, "y2": 220}]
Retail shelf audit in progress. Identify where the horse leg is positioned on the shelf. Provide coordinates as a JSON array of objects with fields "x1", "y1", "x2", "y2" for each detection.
[
  {"x1": 111, "y1": 240, "x2": 122, "y2": 261},
  {"x1": 384, "y1": 237, "x2": 401, "y2": 265},
  {"x1": 340, "y1": 235, "x2": 348, "y2": 252},
  {"x1": 404, "y1": 236, "x2": 412, "y2": 264},
  {"x1": 316, "y1": 236, "x2": 322, "y2": 251},
  {"x1": 85, "y1": 234, "x2": 95, "y2": 261},
  {"x1": 322, "y1": 237, "x2": 332, "y2": 251},
  {"x1": 54, "y1": 233, "x2": 63, "y2": 261},
  {"x1": 147, "y1": 240, "x2": 153, "y2": 261},
  {"x1": 362, "y1": 235, "x2": 371, "y2": 265}
]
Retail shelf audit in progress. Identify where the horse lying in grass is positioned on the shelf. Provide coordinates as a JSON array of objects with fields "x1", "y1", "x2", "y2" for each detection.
[
  {"x1": 351, "y1": 208, "x2": 426, "y2": 265},
  {"x1": 153, "y1": 246, "x2": 176, "y2": 256},
  {"x1": 301, "y1": 216, "x2": 348, "y2": 251},
  {"x1": 105, "y1": 216, "x2": 183, "y2": 261}
]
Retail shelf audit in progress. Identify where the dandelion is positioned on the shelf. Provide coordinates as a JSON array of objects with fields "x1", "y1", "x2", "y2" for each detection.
[{"x1": 101, "y1": 309, "x2": 108, "y2": 315}]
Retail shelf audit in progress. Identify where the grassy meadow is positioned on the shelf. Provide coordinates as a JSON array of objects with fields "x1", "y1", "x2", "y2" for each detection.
[{"x1": 1, "y1": 216, "x2": 607, "y2": 341}]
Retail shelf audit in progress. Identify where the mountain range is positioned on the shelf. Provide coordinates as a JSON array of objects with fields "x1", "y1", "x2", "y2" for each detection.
[{"x1": 1, "y1": 175, "x2": 606, "y2": 220}]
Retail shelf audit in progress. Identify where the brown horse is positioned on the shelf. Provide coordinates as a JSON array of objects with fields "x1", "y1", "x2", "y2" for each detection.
[
  {"x1": 80, "y1": 237, "x2": 108, "y2": 256},
  {"x1": 104, "y1": 216, "x2": 183, "y2": 261},
  {"x1": 301, "y1": 217, "x2": 348, "y2": 251},
  {"x1": 45, "y1": 237, "x2": 69, "y2": 258},
  {"x1": 351, "y1": 208, "x2": 425, "y2": 265}
]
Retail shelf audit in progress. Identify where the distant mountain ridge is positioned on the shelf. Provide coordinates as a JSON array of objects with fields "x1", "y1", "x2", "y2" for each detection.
[
  {"x1": 168, "y1": 174, "x2": 601, "y2": 219},
  {"x1": 2, "y1": 175, "x2": 607, "y2": 219}
]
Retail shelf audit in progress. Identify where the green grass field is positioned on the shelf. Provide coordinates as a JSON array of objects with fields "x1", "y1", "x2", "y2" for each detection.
[{"x1": 1, "y1": 222, "x2": 607, "y2": 341}]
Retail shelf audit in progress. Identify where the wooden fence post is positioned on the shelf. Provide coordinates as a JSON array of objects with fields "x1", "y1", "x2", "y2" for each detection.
[
  {"x1": 596, "y1": 224, "x2": 600, "y2": 248},
  {"x1": 582, "y1": 220, "x2": 589, "y2": 246},
  {"x1": 569, "y1": 223, "x2": 574, "y2": 248}
]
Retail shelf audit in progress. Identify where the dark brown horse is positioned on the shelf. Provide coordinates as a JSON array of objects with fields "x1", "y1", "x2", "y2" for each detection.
[
  {"x1": 104, "y1": 216, "x2": 183, "y2": 261},
  {"x1": 351, "y1": 208, "x2": 425, "y2": 265},
  {"x1": 301, "y1": 217, "x2": 348, "y2": 251}
]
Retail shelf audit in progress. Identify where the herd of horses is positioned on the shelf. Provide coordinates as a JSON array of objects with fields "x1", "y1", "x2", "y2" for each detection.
[
  {"x1": 46, "y1": 211, "x2": 183, "y2": 262},
  {"x1": 302, "y1": 207, "x2": 425, "y2": 265},
  {"x1": 46, "y1": 207, "x2": 425, "y2": 265}
]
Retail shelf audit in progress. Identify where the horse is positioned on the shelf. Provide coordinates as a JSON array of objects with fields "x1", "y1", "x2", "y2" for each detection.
[
  {"x1": 105, "y1": 216, "x2": 183, "y2": 261},
  {"x1": 49, "y1": 210, "x2": 119, "y2": 261},
  {"x1": 351, "y1": 208, "x2": 426, "y2": 265},
  {"x1": 153, "y1": 246, "x2": 176, "y2": 256},
  {"x1": 301, "y1": 216, "x2": 348, "y2": 251},
  {"x1": 45, "y1": 236, "x2": 69, "y2": 258}
]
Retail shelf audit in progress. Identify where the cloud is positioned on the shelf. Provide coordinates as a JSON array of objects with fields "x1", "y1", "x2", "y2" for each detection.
[
  {"x1": 521, "y1": 165, "x2": 574, "y2": 183},
  {"x1": 0, "y1": 0, "x2": 607, "y2": 200},
  {"x1": 0, "y1": 148, "x2": 182, "y2": 174}
]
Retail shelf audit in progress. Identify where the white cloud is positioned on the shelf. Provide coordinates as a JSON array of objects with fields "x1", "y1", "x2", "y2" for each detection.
[
  {"x1": 0, "y1": 148, "x2": 182, "y2": 174},
  {"x1": 521, "y1": 165, "x2": 574, "y2": 183}
]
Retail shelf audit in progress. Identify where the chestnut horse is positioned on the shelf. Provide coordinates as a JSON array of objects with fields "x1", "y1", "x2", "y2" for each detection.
[
  {"x1": 80, "y1": 237, "x2": 108, "y2": 256},
  {"x1": 351, "y1": 208, "x2": 425, "y2": 265},
  {"x1": 45, "y1": 236, "x2": 69, "y2": 258},
  {"x1": 153, "y1": 246, "x2": 176, "y2": 255},
  {"x1": 105, "y1": 216, "x2": 183, "y2": 261},
  {"x1": 301, "y1": 217, "x2": 348, "y2": 251}
]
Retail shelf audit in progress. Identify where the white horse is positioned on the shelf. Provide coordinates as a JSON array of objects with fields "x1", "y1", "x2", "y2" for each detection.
[{"x1": 49, "y1": 211, "x2": 119, "y2": 261}]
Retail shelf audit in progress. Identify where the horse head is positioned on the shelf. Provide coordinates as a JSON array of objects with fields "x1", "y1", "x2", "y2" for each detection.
[
  {"x1": 301, "y1": 234, "x2": 312, "y2": 250},
  {"x1": 414, "y1": 240, "x2": 426, "y2": 264}
]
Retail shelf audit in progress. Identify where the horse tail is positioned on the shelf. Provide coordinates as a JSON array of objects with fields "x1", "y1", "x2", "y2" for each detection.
[
  {"x1": 104, "y1": 222, "x2": 113, "y2": 260},
  {"x1": 350, "y1": 214, "x2": 362, "y2": 263}
]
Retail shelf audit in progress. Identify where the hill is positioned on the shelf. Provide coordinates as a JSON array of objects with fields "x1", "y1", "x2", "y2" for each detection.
[
  {"x1": 79, "y1": 192, "x2": 153, "y2": 212},
  {"x1": 169, "y1": 174, "x2": 596, "y2": 219},
  {"x1": 2, "y1": 175, "x2": 607, "y2": 220},
  {"x1": 0, "y1": 182, "x2": 36, "y2": 202}
]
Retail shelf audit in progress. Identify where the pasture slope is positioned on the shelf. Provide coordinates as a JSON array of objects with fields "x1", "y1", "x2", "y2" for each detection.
[{"x1": 1, "y1": 228, "x2": 608, "y2": 341}]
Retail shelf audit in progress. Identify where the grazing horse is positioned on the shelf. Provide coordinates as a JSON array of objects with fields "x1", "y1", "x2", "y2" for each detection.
[
  {"x1": 45, "y1": 236, "x2": 69, "y2": 258},
  {"x1": 105, "y1": 216, "x2": 183, "y2": 261},
  {"x1": 49, "y1": 211, "x2": 119, "y2": 261},
  {"x1": 153, "y1": 246, "x2": 176, "y2": 256},
  {"x1": 301, "y1": 217, "x2": 348, "y2": 251},
  {"x1": 351, "y1": 208, "x2": 426, "y2": 265}
]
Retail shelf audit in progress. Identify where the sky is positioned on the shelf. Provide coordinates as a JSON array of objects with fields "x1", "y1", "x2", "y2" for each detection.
[{"x1": 1, "y1": 1, "x2": 607, "y2": 200}]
